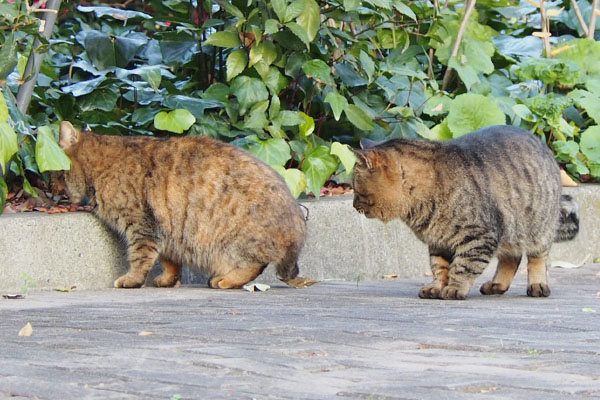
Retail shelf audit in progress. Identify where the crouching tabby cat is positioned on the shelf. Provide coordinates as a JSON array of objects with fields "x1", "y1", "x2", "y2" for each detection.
[
  {"x1": 352, "y1": 125, "x2": 579, "y2": 300},
  {"x1": 52, "y1": 121, "x2": 306, "y2": 289}
]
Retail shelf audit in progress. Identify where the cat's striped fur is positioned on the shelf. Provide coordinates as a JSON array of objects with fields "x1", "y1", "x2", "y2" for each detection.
[
  {"x1": 52, "y1": 121, "x2": 306, "y2": 289},
  {"x1": 352, "y1": 125, "x2": 579, "y2": 300}
]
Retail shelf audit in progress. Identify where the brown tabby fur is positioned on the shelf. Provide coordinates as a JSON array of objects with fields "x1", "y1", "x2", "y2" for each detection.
[
  {"x1": 352, "y1": 125, "x2": 579, "y2": 300},
  {"x1": 52, "y1": 121, "x2": 306, "y2": 289}
]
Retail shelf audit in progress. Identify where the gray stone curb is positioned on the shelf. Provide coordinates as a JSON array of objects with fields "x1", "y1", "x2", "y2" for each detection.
[{"x1": 1, "y1": 186, "x2": 598, "y2": 292}]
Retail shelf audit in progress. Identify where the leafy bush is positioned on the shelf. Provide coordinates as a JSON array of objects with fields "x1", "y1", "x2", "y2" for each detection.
[{"x1": 2, "y1": 0, "x2": 600, "y2": 213}]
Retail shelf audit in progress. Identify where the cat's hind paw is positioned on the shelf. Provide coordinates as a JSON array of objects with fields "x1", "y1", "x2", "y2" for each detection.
[
  {"x1": 114, "y1": 273, "x2": 145, "y2": 288},
  {"x1": 441, "y1": 286, "x2": 469, "y2": 300},
  {"x1": 527, "y1": 283, "x2": 551, "y2": 297},
  {"x1": 480, "y1": 281, "x2": 509, "y2": 295},
  {"x1": 154, "y1": 273, "x2": 180, "y2": 288},
  {"x1": 418, "y1": 285, "x2": 442, "y2": 299}
]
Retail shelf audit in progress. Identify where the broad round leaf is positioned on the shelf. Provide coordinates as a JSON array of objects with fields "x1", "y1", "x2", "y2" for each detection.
[
  {"x1": 301, "y1": 146, "x2": 339, "y2": 198},
  {"x1": 447, "y1": 94, "x2": 506, "y2": 137},
  {"x1": 345, "y1": 104, "x2": 375, "y2": 131},
  {"x1": 84, "y1": 30, "x2": 116, "y2": 70},
  {"x1": 203, "y1": 31, "x2": 241, "y2": 48},
  {"x1": 227, "y1": 49, "x2": 248, "y2": 81},
  {"x1": 0, "y1": 122, "x2": 17, "y2": 174},
  {"x1": 580, "y1": 126, "x2": 600, "y2": 164},
  {"x1": 35, "y1": 126, "x2": 71, "y2": 172},
  {"x1": 230, "y1": 76, "x2": 269, "y2": 115},
  {"x1": 330, "y1": 142, "x2": 357, "y2": 176},
  {"x1": 244, "y1": 135, "x2": 291, "y2": 167},
  {"x1": 273, "y1": 165, "x2": 307, "y2": 198},
  {"x1": 154, "y1": 109, "x2": 196, "y2": 134}
]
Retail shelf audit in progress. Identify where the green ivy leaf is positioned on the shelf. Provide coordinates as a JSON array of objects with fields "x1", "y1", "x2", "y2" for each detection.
[
  {"x1": 242, "y1": 135, "x2": 291, "y2": 167},
  {"x1": 580, "y1": 126, "x2": 600, "y2": 163},
  {"x1": 447, "y1": 94, "x2": 506, "y2": 137},
  {"x1": 285, "y1": 0, "x2": 305, "y2": 22},
  {"x1": 344, "y1": 0, "x2": 360, "y2": 10},
  {"x1": 138, "y1": 65, "x2": 162, "y2": 91},
  {"x1": 330, "y1": 142, "x2": 357, "y2": 176},
  {"x1": 302, "y1": 59, "x2": 334, "y2": 85},
  {"x1": 203, "y1": 31, "x2": 241, "y2": 48},
  {"x1": 360, "y1": 51, "x2": 376, "y2": 82},
  {"x1": 153, "y1": 109, "x2": 196, "y2": 133},
  {"x1": 296, "y1": 0, "x2": 320, "y2": 42},
  {"x1": 84, "y1": 30, "x2": 116, "y2": 70},
  {"x1": 345, "y1": 104, "x2": 375, "y2": 131},
  {"x1": 286, "y1": 22, "x2": 311, "y2": 48},
  {"x1": 0, "y1": 89, "x2": 8, "y2": 123},
  {"x1": 0, "y1": 122, "x2": 18, "y2": 174},
  {"x1": 301, "y1": 145, "x2": 339, "y2": 198},
  {"x1": 273, "y1": 165, "x2": 307, "y2": 198},
  {"x1": 299, "y1": 111, "x2": 315, "y2": 139},
  {"x1": 79, "y1": 89, "x2": 119, "y2": 112},
  {"x1": 230, "y1": 76, "x2": 269, "y2": 115},
  {"x1": 227, "y1": 49, "x2": 248, "y2": 81},
  {"x1": 35, "y1": 126, "x2": 71, "y2": 173},
  {"x1": 324, "y1": 91, "x2": 348, "y2": 121},
  {"x1": 0, "y1": 33, "x2": 17, "y2": 80}
]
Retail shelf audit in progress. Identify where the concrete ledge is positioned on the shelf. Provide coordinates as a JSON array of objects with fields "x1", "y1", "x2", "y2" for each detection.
[{"x1": 0, "y1": 186, "x2": 598, "y2": 291}]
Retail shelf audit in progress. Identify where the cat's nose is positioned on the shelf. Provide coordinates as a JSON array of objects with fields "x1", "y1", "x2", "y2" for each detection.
[{"x1": 79, "y1": 196, "x2": 90, "y2": 206}]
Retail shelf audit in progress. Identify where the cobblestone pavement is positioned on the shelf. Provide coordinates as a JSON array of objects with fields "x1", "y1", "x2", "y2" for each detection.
[{"x1": 1, "y1": 265, "x2": 599, "y2": 400}]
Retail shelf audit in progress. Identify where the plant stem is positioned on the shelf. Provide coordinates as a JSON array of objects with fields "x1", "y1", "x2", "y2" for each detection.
[
  {"x1": 539, "y1": 0, "x2": 552, "y2": 57},
  {"x1": 16, "y1": 0, "x2": 63, "y2": 114},
  {"x1": 588, "y1": 0, "x2": 599, "y2": 38},
  {"x1": 570, "y1": 0, "x2": 589, "y2": 36},
  {"x1": 441, "y1": 0, "x2": 476, "y2": 91}
]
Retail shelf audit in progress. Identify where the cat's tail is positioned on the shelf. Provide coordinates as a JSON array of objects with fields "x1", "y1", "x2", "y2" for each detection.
[{"x1": 555, "y1": 194, "x2": 580, "y2": 242}]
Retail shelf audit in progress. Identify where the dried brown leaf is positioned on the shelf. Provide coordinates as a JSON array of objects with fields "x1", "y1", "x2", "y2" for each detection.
[
  {"x1": 282, "y1": 276, "x2": 319, "y2": 288},
  {"x1": 382, "y1": 274, "x2": 398, "y2": 279}
]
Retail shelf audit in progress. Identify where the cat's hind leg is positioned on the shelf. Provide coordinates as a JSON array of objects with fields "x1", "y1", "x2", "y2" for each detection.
[
  {"x1": 480, "y1": 256, "x2": 521, "y2": 295},
  {"x1": 419, "y1": 248, "x2": 450, "y2": 299},
  {"x1": 209, "y1": 262, "x2": 267, "y2": 289},
  {"x1": 526, "y1": 253, "x2": 551, "y2": 297},
  {"x1": 154, "y1": 257, "x2": 182, "y2": 287}
]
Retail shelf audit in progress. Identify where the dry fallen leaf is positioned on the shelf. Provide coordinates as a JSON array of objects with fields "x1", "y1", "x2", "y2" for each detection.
[
  {"x1": 138, "y1": 331, "x2": 154, "y2": 336},
  {"x1": 18, "y1": 322, "x2": 33, "y2": 337},
  {"x1": 54, "y1": 285, "x2": 77, "y2": 292},
  {"x1": 243, "y1": 283, "x2": 271, "y2": 292},
  {"x1": 382, "y1": 274, "x2": 398, "y2": 279},
  {"x1": 281, "y1": 276, "x2": 319, "y2": 288},
  {"x1": 2, "y1": 294, "x2": 25, "y2": 299}
]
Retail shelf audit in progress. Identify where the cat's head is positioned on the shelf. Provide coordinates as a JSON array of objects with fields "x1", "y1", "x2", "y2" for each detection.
[
  {"x1": 351, "y1": 139, "x2": 398, "y2": 222},
  {"x1": 50, "y1": 121, "x2": 93, "y2": 206}
]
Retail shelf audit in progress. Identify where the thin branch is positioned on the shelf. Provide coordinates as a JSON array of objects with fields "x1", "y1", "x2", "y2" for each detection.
[
  {"x1": 570, "y1": 0, "x2": 589, "y2": 36},
  {"x1": 587, "y1": 0, "x2": 599, "y2": 38},
  {"x1": 539, "y1": 0, "x2": 552, "y2": 57},
  {"x1": 441, "y1": 0, "x2": 476, "y2": 91}
]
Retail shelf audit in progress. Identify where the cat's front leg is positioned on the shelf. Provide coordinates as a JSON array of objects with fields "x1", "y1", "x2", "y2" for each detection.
[
  {"x1": 419, "y1": 247, "x2": 451, "y2": 299},
  {"x1": 442, "y1": 237, "x2": 497, "y2": 300},
  {"x1": 114, "y1": 223, "x2": 160, "y2": 288}
]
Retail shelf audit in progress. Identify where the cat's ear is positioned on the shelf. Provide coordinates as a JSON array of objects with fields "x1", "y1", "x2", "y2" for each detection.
[
  {"x1": 59, "y1": 121, "x2": 82, "y2": 150},
  {"x1": 352, "y1": 148, "x2": 373, "y2": 170},
  {"x1": 359, "y1": 138, "x2": 382, "y2": 150}
]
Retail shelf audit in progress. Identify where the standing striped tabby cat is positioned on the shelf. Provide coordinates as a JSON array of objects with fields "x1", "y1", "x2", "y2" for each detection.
[
  {"x1": 52, "y1": 121, "x2": 306, "y2": 289},
  {"x1": 352, "y1": 125, "x2": 579, "y2": 300}
]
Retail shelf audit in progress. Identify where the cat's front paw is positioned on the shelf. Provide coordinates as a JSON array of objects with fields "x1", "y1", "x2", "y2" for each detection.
[
  {"x1": 114, "y1": 273, "x2": 145, "y2": 288},
  {"x1": 441, "y1": 285, "x2": 469, "y2": 300},
  {"x1": 527, "y1": 283, "x2": 551, "y2": 297},
  {"x1": 480, "y1": 281, "x2": 509, "y2": 295},
  {"x1": 418, "y1": 285, "x2": 442, "y2": 299}
]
